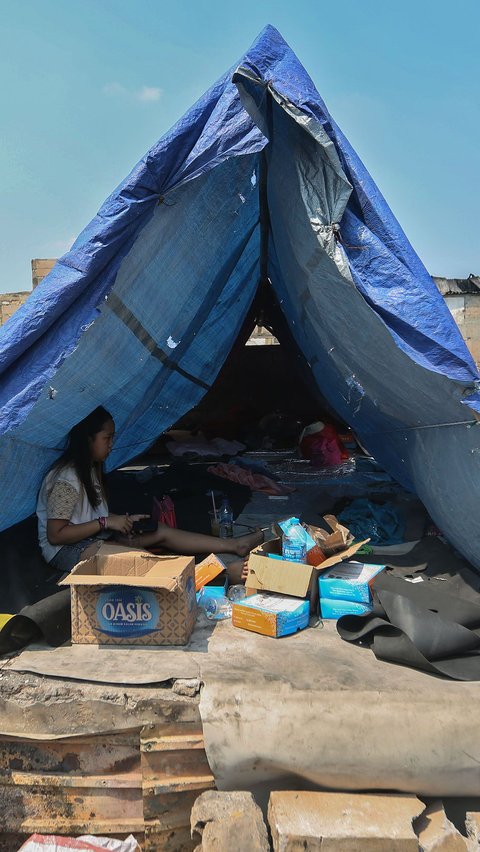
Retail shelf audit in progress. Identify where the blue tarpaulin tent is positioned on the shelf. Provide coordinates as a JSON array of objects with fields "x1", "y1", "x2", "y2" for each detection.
[{"x1": 2, "y1": 25, "x2": 480, "y2": 566}]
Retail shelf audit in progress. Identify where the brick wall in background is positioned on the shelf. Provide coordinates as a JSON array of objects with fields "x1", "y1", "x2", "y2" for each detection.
[
  {"x1": 435, "y1": 276, "x2": 480, "y2": 368},
  {"x1": 0, "y1": 291, "x2": 31, "y2": 326},
  {"x1": 31, "y1": 258, "x2": 56, "y2": 289},
  {"x1": 0, "y1": 259, "x2": 56, "y2": 327},
  {"x1": 445, "y1": 294, "x2": 480, "y2": 367}
]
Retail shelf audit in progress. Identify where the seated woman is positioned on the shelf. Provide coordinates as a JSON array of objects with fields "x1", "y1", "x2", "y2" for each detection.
[{"x1": 37, "y1": 407, "x2": 262, "y2": 581}]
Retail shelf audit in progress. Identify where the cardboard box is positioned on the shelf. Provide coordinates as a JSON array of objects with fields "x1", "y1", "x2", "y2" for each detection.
[
  {"x1": 195, "y1": 553, "x2": 228, "y2": 604},
  {"x1": 195, "y1": 553, "x2": 227, "y2": 591},
  {"x1": 232, "y1": 593, "x2": 310, "y2": 638},
  {"x1": 59, "y1": 543, "x2": 196, "y2": 646},
  {"x1": 319, "y1": 562, "x2": 386, "y2": 604},
  {"x1": 246, "y1": 536, "x2": 369, "y2": 612},
  {"x1": 304, "y1": 514, "x2": 353, "y2": 556},
  {"x1": 320, "y1": 598, "x2": 372, "y2": 620}
]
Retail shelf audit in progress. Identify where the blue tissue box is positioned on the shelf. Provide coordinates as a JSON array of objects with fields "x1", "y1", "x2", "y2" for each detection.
[
  {"x1": 196, "y1": 576, "x2": 228, "y2": 604},
  {"x1": 320, "y1": 598, "x2": 372, "y2": 620},
  {"x1": 319, "y1": 562, "x2": 385, "y2": 604}
]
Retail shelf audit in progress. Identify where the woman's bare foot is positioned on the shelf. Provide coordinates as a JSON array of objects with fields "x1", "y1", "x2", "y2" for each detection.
[
  {"x1": 227, "y1": 558, "x2": 249, "y2": 584},
  {"x1": 233, "y1": 528, "x2": 264, "y2": 558}
]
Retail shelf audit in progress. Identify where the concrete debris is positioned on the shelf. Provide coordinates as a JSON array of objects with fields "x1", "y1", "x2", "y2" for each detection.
[
  {"x1": 268, "y1": 790, "x2": 424, "y2": 850},
  {"x1": 172, "y1": 677, "x2": 201, "y2": 697},
  {"x1": 191, "y1": 789, "x2": 270, "y2": 851},
  {"x1": 465, "y1": 811, "x2": 480, "y2": 849},
  {"x1": 415, "y1": 800, "x2": 467, "y2": 850}
]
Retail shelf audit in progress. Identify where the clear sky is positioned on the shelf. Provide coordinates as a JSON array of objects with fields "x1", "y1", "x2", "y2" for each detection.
[{"x1": 0, "y1": 0, "x2": 478, "y2": 293}]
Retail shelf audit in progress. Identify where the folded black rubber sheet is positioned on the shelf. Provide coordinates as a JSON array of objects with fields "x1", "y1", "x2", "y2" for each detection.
[{"x1": 338, "y1": 539, "x2": 480, "y2": 680}]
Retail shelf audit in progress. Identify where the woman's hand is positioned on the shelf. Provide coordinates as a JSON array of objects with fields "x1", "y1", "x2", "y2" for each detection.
[
  {"x1": 129, "y1": 514, "x2": 151, "y2": 524},
  {"x1": 107, "y1": 514, "x2": 134, "y2": 535}
]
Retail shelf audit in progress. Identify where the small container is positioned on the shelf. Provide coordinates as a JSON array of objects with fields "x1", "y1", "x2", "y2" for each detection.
[
  {"x1": 208, "y1": 510, "x2": 220, "y2": 537},
  {"x1": 219, "y1": 499, "x2": 233, "y2": 539},
  {"x1": 227, "y1": 584, "x2": 247, "y2": 602},
  {"x1": 282, "y1": 533, "x2": 307, "y2": 563},
  {"x1": 203, "y1": 595, "x2": 232, "y2": 620}
]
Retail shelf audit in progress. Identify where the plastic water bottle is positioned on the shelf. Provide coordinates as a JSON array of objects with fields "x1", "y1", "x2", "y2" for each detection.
[
  {"x1": 219, "y1": 498, "x2": 233, "y2": 538},
  {"x1": 282, "y1": 532, "x2": 307, "y2": 563},
  {"x1": 227, "y1": 584, "x2": 247, "y2": 602},
  {"x1": 203, "y1": 595, "x2": 232, "y2": 620}
]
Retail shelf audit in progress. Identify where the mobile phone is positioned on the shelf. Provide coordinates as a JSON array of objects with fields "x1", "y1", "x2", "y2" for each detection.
[{"x1": 132, "y1": 518, "x2": 158, "y2": 533}]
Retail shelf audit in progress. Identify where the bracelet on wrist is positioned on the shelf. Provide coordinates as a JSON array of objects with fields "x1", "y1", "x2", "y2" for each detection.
[{"x1": 98, "y1": 516, "x2": 107, "y2": 531}]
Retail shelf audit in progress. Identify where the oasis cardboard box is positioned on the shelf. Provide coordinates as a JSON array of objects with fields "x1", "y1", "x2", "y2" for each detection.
[
  {"x1": 232, "y1": 592, "x2": 310, "y2": 638},
  {"x1": 59, "y1": 542, "x2": 196, "y2": 646},
  {"x1": 245, "y1": 535, "x2": 369, "y2": 612}
]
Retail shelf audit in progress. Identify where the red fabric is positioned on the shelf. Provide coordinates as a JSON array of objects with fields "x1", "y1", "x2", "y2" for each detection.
[
  {"x1": 300, "y1": 423, "x2": 347, "y2": 465},
  {"x1": 152, "y1": 495, "x2": 177, "y2": 528},
  {"x1": 207, "y1": 462, "x2": 294, "y2": 495}
]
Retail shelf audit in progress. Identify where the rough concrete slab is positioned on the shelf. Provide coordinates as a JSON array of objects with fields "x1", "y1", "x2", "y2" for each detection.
[
  {"x1": 465, "y1": 811, "x2": 480, "y2": 849},
  {"x1": 4, "y1": 617, "x2": 480, "y2": 799},
  {"x1": 268, "y1": 790, "x2": 424, "y2": 851},
  {"x1": 415, "y1": 800, "x2": 467, "y2": 850},
  {"x1": 191, "y1": 790, "x2": 270, "y2": 851},
  {"x1": 0, "y1": 670, "x2": 199, "y2": 738},
  {"x1": 200, "y1": 621, "x2": 480, "y2": 798}
]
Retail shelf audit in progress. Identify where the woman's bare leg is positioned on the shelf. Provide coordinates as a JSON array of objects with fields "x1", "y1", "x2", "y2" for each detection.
[{"x1": 119, "y1": 524, "x2": 263, "y2": 557}]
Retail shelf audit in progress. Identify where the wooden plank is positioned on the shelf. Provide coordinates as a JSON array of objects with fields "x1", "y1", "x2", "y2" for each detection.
[
  {"x1": 0, "y1": 717, "x2": 214, "y2": 847},
  {"x1": 0, "y1": 784, "x2": 143, "y2": 829},
  {"x1": 0, "y1": 732, "x2": 140, "y2": 775},
  {"x1": 0, "y1": 732, "x2": 143, "y2": 837},
  {"x1": 8, "y1": 818, "x2": 145, "y2": 835},
  {"x1": 145, "y1": 823, "x2": 193, "y2": 852},
  {"x1": 141, "y1": 723, "x2": 215, "y2": 851},
  {"x1": 8, "y1": 770, "x2": 142, "y2": 788},
  {"x1": 143, "y1": 788, "x2": 205, "y2": 825}
]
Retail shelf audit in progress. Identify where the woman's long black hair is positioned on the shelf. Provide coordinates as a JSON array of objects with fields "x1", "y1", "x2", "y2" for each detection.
[{"x1": 53, "y1": 406, "x2": 113, "y2": 508}]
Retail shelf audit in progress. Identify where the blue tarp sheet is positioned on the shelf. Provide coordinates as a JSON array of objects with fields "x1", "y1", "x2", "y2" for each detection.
[{"x1": 1, "y1": 25, "x2": 480, "y2": 566}]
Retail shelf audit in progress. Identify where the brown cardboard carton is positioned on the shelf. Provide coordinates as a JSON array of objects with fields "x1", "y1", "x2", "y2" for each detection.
[
  {"x1": 59, "y1": 543, "x2": 196, "y2": 646},
  {"x1": 246, "y1": 536, "x2": 369, "y2": 612},
  {"x1": 305, "y1": 514, "x2": 353, "y2": 555},
  {"x1": 274, "y1": 514, "x2": 354, "y2": 558},
  {"x1": 195, "y1": 553, "x2": 227, "y2": 591}
]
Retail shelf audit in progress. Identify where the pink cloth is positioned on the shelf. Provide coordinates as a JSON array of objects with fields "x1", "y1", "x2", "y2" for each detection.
[{"x1": 207, "y1": 462, "x2": 294, "y2": 495}]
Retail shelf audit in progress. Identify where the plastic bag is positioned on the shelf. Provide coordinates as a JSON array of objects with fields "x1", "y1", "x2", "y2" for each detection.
[{"x1": 18, "y1": 834, "x2": 139, "y2": 852}]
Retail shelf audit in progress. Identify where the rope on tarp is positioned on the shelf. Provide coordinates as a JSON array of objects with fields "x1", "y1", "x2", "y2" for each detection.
[{"x1": 360, "y1": 419, "x2": 480, "y2": 436}]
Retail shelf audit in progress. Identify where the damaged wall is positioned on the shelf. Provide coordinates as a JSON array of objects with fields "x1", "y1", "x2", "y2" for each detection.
[
  {"x1": 435, "y1": 275, "x2": 480, "y2": 367},
  {"x1": 0, "y1": 259, "x2": 56, "y2": 327}
]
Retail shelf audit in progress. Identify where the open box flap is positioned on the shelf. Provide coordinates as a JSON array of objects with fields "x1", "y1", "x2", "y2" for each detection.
[
  {"x1": 247, "y1": 552, "x2": 313, "y2": 597},
  {"x1": 319, "y1": 539, "x2": 370, "y2": 569},
  {"x1": 246, "y1": 538, "x2": 370, "y2": 597},
  {"x1": 59, "y1": 543, "x2": 193, "y2": 589}
]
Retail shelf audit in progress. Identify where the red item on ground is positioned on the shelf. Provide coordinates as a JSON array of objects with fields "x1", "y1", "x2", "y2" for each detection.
[{"x1": 300, "y1": 422, "x2": 348, "y2": 466}]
